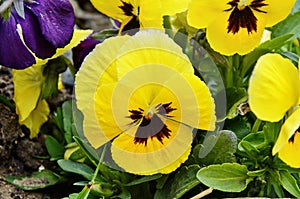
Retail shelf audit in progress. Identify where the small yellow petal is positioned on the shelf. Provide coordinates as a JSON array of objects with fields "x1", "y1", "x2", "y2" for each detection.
[
  {"x1": 117, "y1": 30, "x2": 194, "y2": 78},
  {"x1": 54, "y1": 29, "x2": 93, "y2": 59},
  {"x1": 160, "y1": 0, "x2": 190, "y2": 16},
  {"x1": 187, "y1": 0, "x2": 229, "y2": 29},
  {"x1": 139, "y1": 0, "x2": 163, "y2": 29},
  {"x1": 277, "y1": 131, "x2": 300, "y2": 168},
  {"x1": 249, "y1": 53, "x2": 300, "y2": 122},
  {"x1": 264, "y1": 0, "x2": 296, "y2": 27},
  {"x1": 90, "y1": 0, "x2": 129, "y2": 22},
  {"x1": 12, "y1": 65, "x2": 44, "y2": 121},
  {"x1": 20, "y1": 100, "x2": 50, "y2": 138},
  {"x1": 111, "y1": 119, "x2": 193, "y2": 175},
  {"x1": 273, "y1": 107, "x2": 300, "y2": 156}
]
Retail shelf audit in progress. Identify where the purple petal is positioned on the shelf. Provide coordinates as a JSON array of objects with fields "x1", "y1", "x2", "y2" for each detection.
[
  {"x1": 72, "y1": 35, "x2": 100, "y2": 70},
  {"x1": 0, "y1": 17, "x2": 35, "y2": 69},
  {"x1": 26, "y1": 0, "x2": 75, "y2": 48},
  {"x1": 14, "y1": 9, "x2": 56, "y2": 59}
]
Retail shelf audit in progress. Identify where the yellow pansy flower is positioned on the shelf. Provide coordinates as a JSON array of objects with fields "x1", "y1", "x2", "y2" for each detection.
[
  {"x1": 90, "y1": 0, "x2": 190, "y2": 31},
  {"x1": 13, "y1": 29, "x2": 92, "y2": 138},
  {"x1": 75, "y1": 30, "x2": 216, "y2": 175},
  {"x1": 187, "y1": 0, "x2": 295, "y2": 55},
  {"x1": 248, "y1": 53, "x2": 300, "y2": 168}
]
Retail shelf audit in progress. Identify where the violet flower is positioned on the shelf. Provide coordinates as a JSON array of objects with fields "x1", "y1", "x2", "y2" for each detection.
[
  {"x1": 72, "y1": 33, "x2": 100, "y2": 70},
  {"x1": 0, "y1": 0, "x2": 75, "y2": 69}
]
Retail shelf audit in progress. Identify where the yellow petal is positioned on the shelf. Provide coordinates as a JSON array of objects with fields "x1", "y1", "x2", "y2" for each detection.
[
  {"x1": 248, "y1": 53, "x2": 300, "y2": 122},
  {"x1": 264, "y1": 0, "x2": 296, "y2": 27},
  {"x1": 206, "y1": 11, "x2": 266, "y2": 55},
  {"x1": 160, "y1": 0, "x2": 190, "y2": 16},
  {"x1": 111, "y1": 119, "x2": 193, "y2": 175},
  {"x1": 273, "y1": 107, "x2": 300, "y2": 156},
  {"x1": 54, "y1": 29, "x2": 93, "y2": 59},
  {"x1": 75, "y1": 35, "x2": 130, "y2": 148},
  {"x1": 278, "y1": 131, "x2": 300, "y2": 168},
  {"x1": 117, "y1": 30, "x2": 194, "y2": 78},
  {"x1": 20, "y1": 100, "x2": 50, "y2": 138},
  {"x1": 139, "y1": 0, "x2": 163, "y2": 29},
  {"x1": 187, "y1": 0, "x2": 229, "y2": 29},
  {"x1": 90, "y1": 0, "x2": 130, "y2": 22},
  {"x1": 12, "y1": 65, "x2": 44, "y2": 121}
]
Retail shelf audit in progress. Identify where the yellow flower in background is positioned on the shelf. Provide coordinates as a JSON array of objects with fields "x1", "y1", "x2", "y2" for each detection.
[
  {"x1": 90, "y1": 0, "x2": 190, "y2": 31},
  {"x1": 75, "y1": 30, "x2": 216, "y2": 175},
  {"x1": 13, "y1": 29, "x2": 92, "y2": 138},
  {"x1": 248, "y1": 53, "x2": 300, "y2": 168},
  {"x1": 187, "y1": 0, "x2": 295, "y2": 55}
]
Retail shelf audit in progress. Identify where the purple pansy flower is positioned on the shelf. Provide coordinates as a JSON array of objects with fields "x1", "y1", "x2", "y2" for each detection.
[
  {"x1": 72, "y1": 33, "x2": 100, "y2": 70},
  {"x1": 0, "y1": 0, "x2": 75, "y2": 69}
]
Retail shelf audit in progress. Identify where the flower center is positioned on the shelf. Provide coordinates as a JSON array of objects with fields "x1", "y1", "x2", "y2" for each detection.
[
  {"x1": 128, "y1": 102, "x2": 176, "y2": 146},
  {"x1": 237, "y1": 0, "x2": 249, "y2": 10},
  {"x1": 224, "y1": 0, "x2": 268, "y2": 34}
]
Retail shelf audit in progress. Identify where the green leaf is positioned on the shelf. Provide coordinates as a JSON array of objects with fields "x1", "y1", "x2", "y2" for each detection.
[
  {"x1": 124, "y1": 174, "x2": 162, "y2": 186},
  {"x1": 272, "y1": 11, "x2": 300, "y2": 39},
  {"x1": 155, "y1": 165, "x2": 200, "y2": 199},
  {"x1": 92, "y1": 29, "x2": 119, "y2": 42},
  {"x1": 197, "y1": 129, "x2": 221, "y2": 159},
  {"x1": 62, "y1": 100, "x2": 73, "y2": 143},
  {"x1": 77, "y1": 185, "x2": 92, "y2": 199},
  {"x1": 280, "y1": 170, "x2": 300, "y2": 198},
  {"x1": 224, "y1": 116, "x2": 251, "y2": 140},
  {"x1": 42, "y1": 56, "x2": 69, "y2": 99},
  {"x1": 6, "y1": 170, "x2": 61, "y2": 190},
  {"x1": 247, "y1": 168, "x2": 266, "y2": 177},
  {"x1": 57, "y1": 159, "x2": 98, "y2": 181},
  {"x1": 292, "y1": 0, "x2": 300, "y2": 13},
  {"x1": 174, "y1": 28, "x2": 188, "y2": 50},
  {"x1": 263, "y1": 121, "x2": 282, "y2": 144},
  {"x1": 53, "y1": 106, "x2": 64, "y2": 133},
  {"x1": 237, "y1": 132, "x2": 265, "y2": 152},
  {"x1": 91, "y1": 182, "x2": 114, "y2": 197},
  {"x1": 238, "y1": 140, "x2": 260, "y2": 160},
  {"x1": 197, "y1": 130, "x2": 237, "y2": 165},
  {"x1": 73, "y1": 136, "x2": 100, "y2": 166},
  {"x1": 45, "y1": 135, "x2": 64, "y2": 161},
  {"x1": 281, "y1": 51, "x2": 299, "y2": 64},
  {"x1": 241, "y1": 34, "x2": 293, "y2": 77},
  {"x1": 197, "y1": 163, "x2": 252, "y2": 192}
]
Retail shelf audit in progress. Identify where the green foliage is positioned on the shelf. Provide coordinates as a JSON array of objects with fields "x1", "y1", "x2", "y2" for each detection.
[
  {"x1": 155, "y1": 165, "x2": 201, "y2": 199},
  {"x1": 195, "y1": 130, "x2": 237, "y2": 165},
  {"x1": 197, "y1": 163, "x2": 252, "y2": 192},
  {"x1": 5, "y1": 170, "x2": 61, "y2": 190},
  {"x1": 279, "y1": 170, "x2": 300, "y2": 198},
  {"x1": 45, "y1": 135, "x2": 65, "y2": 161},
  {"x1": 272, "y1": 10, "x2": 300, "y2": 40}
]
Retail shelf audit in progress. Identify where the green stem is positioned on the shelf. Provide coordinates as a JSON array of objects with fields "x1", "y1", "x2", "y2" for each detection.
[
  {"x1": 251, "y1": 118, "x2": 262, "y2": 134},
  {"x1": 91, "y1": 144, "x2": 107, "y2": 184},
  {"x1": 224, "y1": 56, "x2": 234, "y2": 88}
]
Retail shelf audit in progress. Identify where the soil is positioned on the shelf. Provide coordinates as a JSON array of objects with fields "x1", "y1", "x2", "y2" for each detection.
[{"x1": 0, "y1": 0, "x2": 112, "y2": 198}]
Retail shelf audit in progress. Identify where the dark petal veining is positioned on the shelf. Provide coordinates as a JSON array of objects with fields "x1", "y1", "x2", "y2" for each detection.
[
  {"x1": 27, "y1": 0, "x2": 75, "y2": 48},
  {"x1": 134, "y1": 114, "x2": 171, "y2": 146},
  {"x1": 14, "y1": 8, "x2": 56, "y2": 59},
  {"x1": 0, "y1": 17, "x2": 35, "y2": 69},
  {"x1": 225, "y1": 0, "x2": 267, "y2": 34}
]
